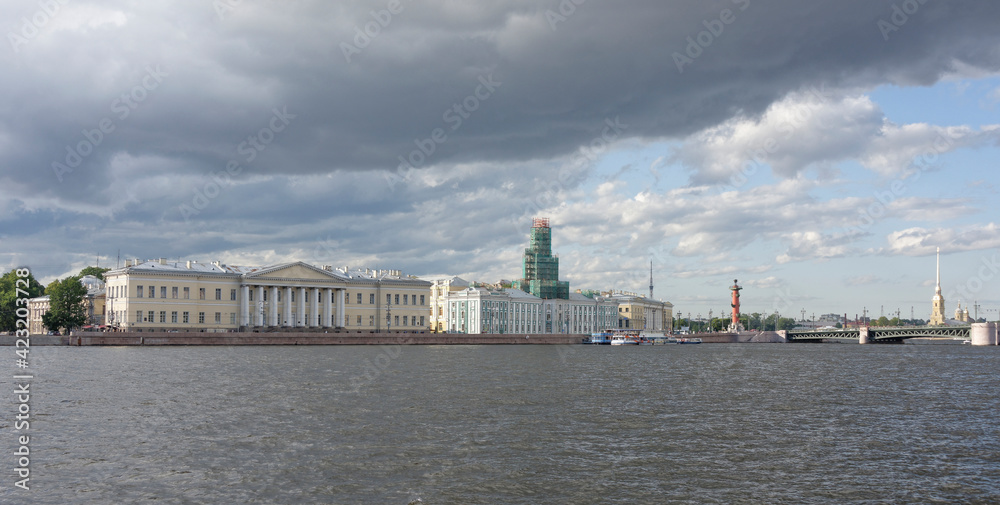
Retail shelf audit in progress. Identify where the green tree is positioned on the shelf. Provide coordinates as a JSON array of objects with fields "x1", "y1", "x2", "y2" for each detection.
[
  {"x1": 778, "y1": 317, "x2": 797, "y2": 331},
  {"x1": 78, "y1": 266, "x2": 110, "y2": 281},
  {"x1": 0, "y1": 269, "x2": 46, "y2": 332},
  {"x1": 875, "y1": 316, "x2": 890, "y2": 327},
  {"x1": 834, "y1": 322, "x2": 842, "y2": 329},
  {"x1": 42, "y1": 276, "x2": 87, "y2": 334}
]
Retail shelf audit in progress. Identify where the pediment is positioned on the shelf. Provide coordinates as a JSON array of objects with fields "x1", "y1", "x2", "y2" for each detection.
[{"x1": 245, "y1": 262, "x2": 345, "y2": 282}]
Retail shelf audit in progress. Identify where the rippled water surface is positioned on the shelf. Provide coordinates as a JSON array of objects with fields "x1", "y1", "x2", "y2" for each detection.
[{"x1": 2, "y1": 343, "x2": 998, "y2": 504}]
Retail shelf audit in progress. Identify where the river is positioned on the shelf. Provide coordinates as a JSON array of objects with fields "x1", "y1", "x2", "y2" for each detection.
[{"x1": 2, "y1": 343, "x2": 998, "y2": 504}]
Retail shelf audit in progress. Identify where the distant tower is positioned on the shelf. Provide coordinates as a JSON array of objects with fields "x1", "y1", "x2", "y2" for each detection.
[
  {"x1": 729, "y1": 279, "x2": 743, "y2": 332},
  {"x1": 513, "y1": 217, "x2": 569, "y2": 299},
  {"x1": 929, "y1": 247, "x2": 946, "y2": 326},
  {"x1": 649, "y1": 260, "x2": 654, "y2": 299}
]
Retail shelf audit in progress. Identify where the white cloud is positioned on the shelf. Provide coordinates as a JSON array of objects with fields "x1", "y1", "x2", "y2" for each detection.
[
  {"x1": 884, "y1": 223, "x2": 1000, "y2": 256},
  {"x1": 672, "y1": 89, "x2": 1000, "y2": 184}
]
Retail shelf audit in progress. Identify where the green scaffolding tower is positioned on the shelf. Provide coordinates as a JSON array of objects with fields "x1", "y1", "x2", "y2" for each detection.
[{"x1": 515, "y1": 217, "x2": 570, "y2": 299}]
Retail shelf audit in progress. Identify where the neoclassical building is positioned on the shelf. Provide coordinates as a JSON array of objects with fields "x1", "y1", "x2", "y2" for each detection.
[
  {"x1": 442, "y1": 286, "x2": 618, "y2": 334},
  {"x1": 103, "y1": 259, "x2": 430, "y2": 332},
  {"x1": 607, "y1": 291, "x2": 674, "y2": 332}
]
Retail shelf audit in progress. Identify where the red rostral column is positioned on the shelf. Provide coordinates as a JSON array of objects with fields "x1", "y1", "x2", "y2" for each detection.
[{"x1": 730, "y1": 279, "x2": 742, "y2": 328}]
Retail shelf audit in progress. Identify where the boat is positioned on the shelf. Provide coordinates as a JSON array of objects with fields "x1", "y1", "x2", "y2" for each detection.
[
  {"x1": 610, "y1": 334, "x2": 638, "y2": 345},
  {"x1": 677, "y1": 337, "x2": 702, "y2": 344},
  {"x1": 584, "y1": 332, "x2": 612, "y2": 345}
]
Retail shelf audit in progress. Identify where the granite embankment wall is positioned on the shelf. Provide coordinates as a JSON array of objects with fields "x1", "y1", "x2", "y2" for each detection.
[{"x1": 51, "y1": 331, "x2": 585, "y2": 346}]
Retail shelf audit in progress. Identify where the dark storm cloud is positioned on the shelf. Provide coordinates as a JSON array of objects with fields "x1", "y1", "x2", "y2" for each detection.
[{"x1": 4, "y1": 1, "x2": 1000, "y2": 199}]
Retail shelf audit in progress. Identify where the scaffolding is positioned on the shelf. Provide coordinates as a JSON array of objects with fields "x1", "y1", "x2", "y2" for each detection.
[{"x1": 516, "y1": 217, "x2": 570, "y2": 299}]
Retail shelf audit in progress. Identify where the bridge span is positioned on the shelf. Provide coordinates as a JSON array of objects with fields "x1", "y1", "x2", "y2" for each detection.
[{"x1": 787, "y1": 326, "x2": 974, "y2": 344}]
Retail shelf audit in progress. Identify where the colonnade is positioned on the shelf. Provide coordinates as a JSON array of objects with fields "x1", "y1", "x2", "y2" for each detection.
[{"x1": 238, "y1": 284, "x2": 346, "y2": 328}]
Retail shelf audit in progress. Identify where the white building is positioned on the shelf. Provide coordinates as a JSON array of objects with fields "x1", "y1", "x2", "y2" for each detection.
[{"x1": 443, "y1": 286, "x2": 617, "y2": 334}]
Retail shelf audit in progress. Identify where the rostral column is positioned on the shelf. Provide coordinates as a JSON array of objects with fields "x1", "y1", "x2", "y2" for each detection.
[{"x1": 730, "y1": 279, "x2": 743, "y2": 331}]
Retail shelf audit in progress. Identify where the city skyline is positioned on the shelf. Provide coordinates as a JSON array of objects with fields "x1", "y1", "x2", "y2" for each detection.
[{"x1": 2, "y1": 1, "x2": 1000, "y2": 320}]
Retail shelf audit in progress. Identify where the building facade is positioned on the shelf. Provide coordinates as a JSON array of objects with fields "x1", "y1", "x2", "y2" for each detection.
[
  {"x1": 103, "y1": 259, "x2": 430, "y2": 332},
  {"x1": 443, "y1": 287, "x2": 617, "y2": 334},
  {"x1": 27, "y1": 275, "x2": 107, "y2": 335},
  {"x1": 424, "y1": 276, "x2": 470, "y2": 333},
  {"x1": 608, "y1": 292, "x2": 674, "y2": 333}
]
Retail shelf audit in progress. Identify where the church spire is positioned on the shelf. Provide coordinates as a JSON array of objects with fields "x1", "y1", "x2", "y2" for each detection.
[{"x1": 934, "y1": 247, "x2": 942, "y2": 296}]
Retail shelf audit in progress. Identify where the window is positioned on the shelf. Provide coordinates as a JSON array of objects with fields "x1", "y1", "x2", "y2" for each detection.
[
  {"x1": 357, "y1": 315, "x2": 361, "y2": 325},
  {"x1": 420, "y1": 295, "x2": 425, "y2": 305},
  {"x1": 419, "y1": 316, "x2": 425, "y2": 327},
  {"x1": 183, "y1": 312, "x2": 189, "y2": 323},
  {"x1": 160, "y1": 286, "x2": 167, "y2": 298},
  {"x1": 148, "y1": 311, "x2": 154, "y2": 323},
  {"x1": 215, "y1": 312, "x2": 221, "y2": 323},
  {"x1": 278, "y1": 291, "x2": 282, "y2": 302},
  {"x1": 198, "y1": 312, "x2": 205, "y2": 324},
  {"x1": 249, "y1": 290, "x2": 254, "y2": 302},
  {"x1": 159, "y1": 311, "x2": 166, "y2": 323},
  {"x1": 137, "y1": 285, "x2": 143, "y2": 298},
  {"x1": 231, "y1": 289, "x2": 237, "y2": 301},
  {"x1": 199, "y1": 288, "x2": 205, "y2": 300},
  {"x1": 230, "y1": 313, "x2": 236, "y2": 325},
  {"x1": 149, "y1": 286, "x2": 155, "y2": 298},
  {"x1": 394, "y1": 315, "x2": 399, "y2": 327},
  {"x1": 172, "y1": 286, "x2": 178, "y2": 299},
  {"x1": 183, "y1": 287, "x2": 190, "y2": 299},
  {"x1": 370, "y1": 294, "x2": 375, "y2": 304},
  {"x1": 344, "y1": 292, "x2": 348, "y2": 303},
  {"x1": 403, "y1": 295, "x2": 408, "y2": 306},
  {"x1": 403, "y1": 315, "x2": 408, "y2": 326},
  {"x1": 395, "y1": 294, "x2": 400, "y2": 305},
  {"x1": 136, "y1": 310, "x2": 143, "y2": 322},
  {"x1": 357, "y1": 293, "x2": 362, "y2": 304},
  {"x1": 369, "y1": 315, "x2": 374, "y2": 326},
  {"x1": 215, "y1": 289, "x2": 222, "y2": 300},
  {"x1": 171, "y1": 311, "x2": 178, "y2": 323},
  {"x1": 291, "y1": 291, "x2": 295, "y2": 303},
  {"x1": 386, "y1": 294, "x2": 391, "y2": 304}
]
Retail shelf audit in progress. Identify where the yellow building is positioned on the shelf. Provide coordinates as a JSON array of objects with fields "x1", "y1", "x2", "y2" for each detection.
[
  {"x1": 104, "y1": 259, "x2": 430, "y2": 332},
  {"x1": 424, "y1": 276, "x2": 470, "y2": 332},
  {"x1": 608, "y1": 291, "x2": 674, "y2": 333}
]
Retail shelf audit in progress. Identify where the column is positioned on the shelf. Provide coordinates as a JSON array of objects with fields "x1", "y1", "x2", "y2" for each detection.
[
  {"x1": 310, "y1": 288, "x2": 319, "y2": 328},
  {"x1": 336, "y1": 289, "x2": 346, "y2": 328},
  {"x1": 297, "y1": 287, "x2": 306, "y2": 328},
  {"x1": 284, "y1": 287, "x2": 292, "y2": 327},
  {"x1": 269, "y1": 286, "x2": 278, "y2": 327},
  {"x1": 324, "y1": 288, "x2": 333, "y2": 328},
  {"x1": 240, "y1": 284, "x2": 249, "y2": 328},
  {"x1": 254, "y1": 286, "x2": 264, "y2": 326}
]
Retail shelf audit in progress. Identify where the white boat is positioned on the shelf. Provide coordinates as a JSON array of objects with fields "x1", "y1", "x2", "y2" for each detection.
[{"x1": 610, "y1": 335, "x2": 638, "y2": 345}]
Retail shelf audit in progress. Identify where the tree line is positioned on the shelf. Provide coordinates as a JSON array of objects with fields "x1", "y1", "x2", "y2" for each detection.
[{"x1": 0, "y1": 266, "x2": 109, "y2": 335}]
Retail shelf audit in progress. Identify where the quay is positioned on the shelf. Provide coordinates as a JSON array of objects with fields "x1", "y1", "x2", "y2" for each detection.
[{"x1": 7, "y1": 331, "x2": 584, "y2": 346}]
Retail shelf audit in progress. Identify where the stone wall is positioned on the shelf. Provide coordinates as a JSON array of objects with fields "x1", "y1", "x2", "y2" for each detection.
[{"x1": 64, "y1": 331, "x2": 584, "y2": 346}]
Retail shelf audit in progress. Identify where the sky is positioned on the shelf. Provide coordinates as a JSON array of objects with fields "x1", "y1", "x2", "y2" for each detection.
[{"x1": 1, "y1": 0, "x2": 999, "y2": 322}]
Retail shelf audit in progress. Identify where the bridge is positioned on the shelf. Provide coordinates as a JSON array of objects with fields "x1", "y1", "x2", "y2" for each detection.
[{"x1": 787, "y1": 326, "x2": 972, "y2": 344}]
